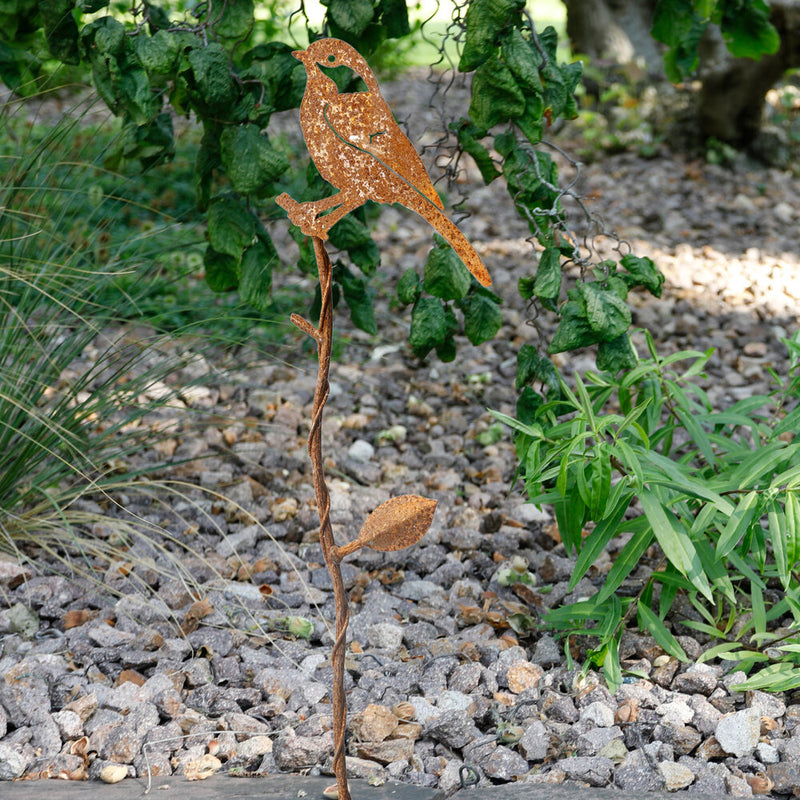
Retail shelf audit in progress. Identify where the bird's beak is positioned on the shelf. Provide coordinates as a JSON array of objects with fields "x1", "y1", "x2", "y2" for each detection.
[{"x1": 291, "y1": 49, "x2": 307, "y2": 63}]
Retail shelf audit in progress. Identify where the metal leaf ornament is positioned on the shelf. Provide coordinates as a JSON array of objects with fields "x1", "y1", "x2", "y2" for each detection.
[{"x1": 337, "y1": 495, "x2": 437, "y2": 558}]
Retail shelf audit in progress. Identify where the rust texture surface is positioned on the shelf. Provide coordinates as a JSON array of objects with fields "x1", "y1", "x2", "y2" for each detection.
[{"x1": 276, "y1": 37, "x2": 491, "y2": 287}]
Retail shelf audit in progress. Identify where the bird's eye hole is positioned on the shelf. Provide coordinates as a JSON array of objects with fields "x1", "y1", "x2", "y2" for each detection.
[{"x1": 327, "y1": 54, "x2": 336, "y2": 63}]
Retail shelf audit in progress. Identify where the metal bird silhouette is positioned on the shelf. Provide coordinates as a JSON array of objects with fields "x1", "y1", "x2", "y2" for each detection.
[{"x1": 276, "y1": 38, "x2": 492, "y2": 288}]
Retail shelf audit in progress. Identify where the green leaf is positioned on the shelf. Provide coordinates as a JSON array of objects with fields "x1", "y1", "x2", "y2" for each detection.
[
  {"x1": 207, "y1": 195, "x2": 256, "y2": 258},
  {"x1": 733, "y1": 663, "x2": 800, "y2": 693},
  {"x1": 549, "y1": 300, "x2": 601, "y2": 354},
  {"x1": 541, "y1": 59, "x2": 581, "y2": 120},
  {"x1": 241, "y1": 42, "x2": 306, "y2": 114},
  {"x1": 133, "y1": 30, "x2": 180, "y2": 74},
  {"x1": 533, "y1": 247, "x2": 561, "y2": 300},
  {"x1": 570, "y1": 491, "x2": 631, "y2": 590},
  {"x1": 451, "y1": 118, "x2": 501, "y2": 184},
  {"x1": 329, "y1": 214, "x2": 372, "y2": 249},
  {"x1": 409, "y1": 297, "x2": 451, "y2": 359},
  {"x1": 184, "y1": 43, "x2": 238, "y2": 116},
  {"x1": 397, "y1": 269, "x2": 421, "y2": 305},
  {"x1": 640, "y1": 489, "x2": 712, "y2": 600},
  {"x1": 323, "y1": 0, "x2": 375, "y2": 37},
  {"x1": 461, "y1": 292, "x2": 502, "y2": 345},
  {"x1": 459, "y1": 0, "x2": 526, "y2": 72},
  {"x1": 619, "y1": 254, "x2": 665, "y2": 297},
  {"x1": 338, "y1": 264, "x2": 377, "y2": 335},
  {"x1": 596, "y1": 523, "x2": 653, "y2": 604},
  {"x1": 652, "y1": 0, "x2": 698, "y2": 47},
  {"x1": 41, "y1": 0, "x2": 80, "y2": 64},
  {"x1": 637, "y1": 600, "x2": 688, "y2": 661},
  {"x1": 77, "y1": 0, "x2": 108, "y2": 11},
  {"x1": 219, "y1": 125, "x2": 288, "y2": 195},
  {"x1": 580, "y1": 282, "x2": 632, "y2": 339},
  {"x1": 195, "y1": 122, "x2": 220, "y2": 211},
  {"x1": 469, "y1": 54, "x2": 526, "y2": 131},
  {"x1": 602, "y1": 637, "x2": 622, "y2": 694},
  {"x1": 239, "y1": 237, "x2": 275, "y2": 311},
  {"x1": 210, "y1": 0, "x2": 254, "y2": 39},
  {"x1": 516, "y1": 344, "x2": 559, "y2": 393},
  {"x1": 379, "y1": 0, "x2": 411, "y2": 38},
  {"x1": 719, "y1": 0, "x2": 780, "y2": 59},
  {"x1": 501, "y1": 27, "x2": 543, "y2": 92},
  {"x1": 203, "y1": 247, "x2": 239, "y2": 292},
  {"x1": 597, "y1": 333, "x2": 637, "y2": 373},
  {"x1": 424, "y1": 236, "x2": 472, "y2": 301},
  {"x1": 717, "y1": 490, "x2": 760, "y2": 559}
]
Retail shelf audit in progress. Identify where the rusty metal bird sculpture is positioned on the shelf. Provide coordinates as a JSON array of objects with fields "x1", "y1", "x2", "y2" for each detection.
[{"x1": 276, "y1": 37, "x2": 492, "y2": 288}]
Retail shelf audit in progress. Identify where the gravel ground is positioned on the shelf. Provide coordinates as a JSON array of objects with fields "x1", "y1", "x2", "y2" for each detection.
[{"x1": 1, "y1": 73, "x2": 800, "y2": 796}]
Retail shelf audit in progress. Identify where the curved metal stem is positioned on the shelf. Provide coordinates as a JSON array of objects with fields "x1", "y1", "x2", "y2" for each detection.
[{"x1": 296, "y1": 236, "x2": 351, "y2": 800}]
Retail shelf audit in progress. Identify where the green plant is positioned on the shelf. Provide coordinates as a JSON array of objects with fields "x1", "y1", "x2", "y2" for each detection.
[{"x1": 494, "y1": 330, "x2": 800, "y2": 692}]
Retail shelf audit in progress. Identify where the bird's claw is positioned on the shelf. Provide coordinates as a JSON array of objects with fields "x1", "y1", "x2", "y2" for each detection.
[{"x1": 276, "y1": 193, "x2": 329, "y2": 239}]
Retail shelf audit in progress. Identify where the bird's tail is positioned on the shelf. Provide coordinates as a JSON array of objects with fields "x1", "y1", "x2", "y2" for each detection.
[{"x1": 414, "y1": 202, "x2": 492, "y2": 287}]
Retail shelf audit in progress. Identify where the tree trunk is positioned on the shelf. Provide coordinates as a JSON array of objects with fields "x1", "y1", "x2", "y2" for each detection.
[
  {"x1": 563, "y1": 0, "x2": 662, "y2": 73},
  {"x1": 562, "y1": 0, "x2": 800, "y2": 148},
  {"x1": 698, "y1": 0, "x2": 800, "y2": 146}
]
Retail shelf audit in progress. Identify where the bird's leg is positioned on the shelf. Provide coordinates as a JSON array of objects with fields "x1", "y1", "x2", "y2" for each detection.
[{"x1": 276, "y1": 191, "x2": 360, "y2": 239}]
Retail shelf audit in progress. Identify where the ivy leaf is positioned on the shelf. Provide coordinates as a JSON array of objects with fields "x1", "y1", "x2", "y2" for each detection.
[
  {"x1": 329, "y1": 214, "x2": 372, "y2": 249},
  {"x1": 239, "y1": 236, "x2": 276, "y2": 311},
  {"x1": 451, "y1": 118, "x2": 501, "y2": 184},
  {"x1": 652, "y1": 0, "x2": 697, "y2": 47},
  {"x1": 409, "y1": 297, "x2": 451, "y2": 359},
  {"x1": 424, "y1": 235, "x2": 472, "y2": 301},
  {"x1": 597, "y1": 333, "x2": 638, "y2": 374},
  {"x1": 210, "y1": 0, "x2": 254, "y2": 40},
  {"x1": 459, "y1": 0, "x2": 526, "y2": 72},
  {"x1": 195, "y1": 122, "x2": 220, "y2": 211},
  {"x1": 549, "y1": 299, "x2": 602, "y2": 354},
  {"x1": 184, "y1": 43, "x2": 238, "y2": 116},
  {"x1": 322, "y1": 0, "x2": 375, "y2": 37},
  {"x1": 241, "y1": 42, "x2": 306, "y2": 114},
  {"x1": 619, "y1": 254, "x2": 664, "y2": 297},
  {"x1": 719, "y1": 0, "x2": 780, "y2": 59},
  {"x1": 203, "y1": 247, "x2": 239, "y2": 292},
  {"x1": 533, "y1": 247, "x2": 562, "y2": 300},
  {"x1": 133, "y1": 30, "x2": 180, "y2": 74},
  {"x1": 470, "y1": 54, "x2": 525, "y2": 131},
  {"x1": 397, "y1": 269, "x2": 421, "y2": 305},
  {"x1": 501, "y1": 27, "x2": 543, "y2": 93},
  {"x1": 516, "y1": 344, "x2": 559, "y2": 393},
  {"x1": 41, "y1": 0, "x2": 80, "y2": 64},
  {"x1": 338, "y1": 264, "x2": 377, "y2": 335},
  {"x1": 77, "y1": 0, "x2": 108, "y2": 11},
  {"x1": 580, "y1": 282, "x2": 632, "y2": 339},
  {"x1": 220, "y1": 124, "x2": 288, "y2": 195},
  {"x1": 379, "y1": 0, "x2": 411, "y2": 38},
  {"x1": 460, "y1": 292, "x2": 502, "y2": 345},
  {"x1": 207, "y1": 195, "x2": 256, "y2": 259}
]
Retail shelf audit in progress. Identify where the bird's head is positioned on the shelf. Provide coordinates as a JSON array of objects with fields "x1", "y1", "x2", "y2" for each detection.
[{"x1": 292, "y1": 38, "x2": 373, "y2": 86}]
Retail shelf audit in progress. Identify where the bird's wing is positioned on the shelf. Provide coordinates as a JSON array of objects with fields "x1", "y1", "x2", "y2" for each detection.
[{"x1": 323, "y1": 93, "x2": 444, "y2": 210}]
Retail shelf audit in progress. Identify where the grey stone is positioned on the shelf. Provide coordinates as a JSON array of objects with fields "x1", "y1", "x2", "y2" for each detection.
[
  {"x1": 653, "y1": 723, "x2": 701, "y2": 755},
  {"x1": 396, "y1": 580, "x2": 445, "y2": 602},
  {"x1": 715, "y1": 707, "x2": 760, "y2": 757},
  {"x1": 347, "y1": 439, "x2": 374, "y2": 462},
  {"x1": 0, "y1": 742, "x2": 34, "y2": 779},
  {"x1": 423, "y1": 709, "x2": 481, "y2": 749},
  {"x1": 577, "y1": 727, "x2": 623, "y2": 757},
  {"x1": 746, "y1": 689, "x2": 786, "y2": 719},
  {"x1": 532, "y1": 635, "x2": 562, "y2": 668},
  {"x1": 755, "y1": 741, "x2": 779, "y2": 764},
  {"x1": 518, "y1": 720, "x2": 548, "y2": 761},
  {"x1": 559, "y1": 756, "x2": 614, "y2": 786},
  {"x1": 216, "y1": 525, "x2": 259, "y2": 557},
  {"x1": 99, "y1": 703, "x2": 159, "y2": 763},
  {"x1": 579, "y1": 701, "x2": 615, "y2": 728},
  {"x1": 671, "y1": 664, "x2": 719, "y2": 695},
  {"x1": 367, "y1": 622, "x2": 403, "y2": 651},
  {"x1": 480, "y1": 745, "x2": 529, "y2": 781},
  {"x1": 272, "y1": 731, "x2": 333, "y2": 771},
  {"x1": 448, "y1": 662, "x2": 482, "y2": 694},
  {"x1": 614, "y1": 762, "x2": 663, "y2": 792},
  {"x1": 540, "y1": 692, "x2": 579, "y2": 724}
]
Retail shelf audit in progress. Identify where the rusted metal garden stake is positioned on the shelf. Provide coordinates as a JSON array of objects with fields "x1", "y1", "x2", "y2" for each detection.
[{"x1": 277, "y1": 37, "x2": 493, "y2": 800}]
